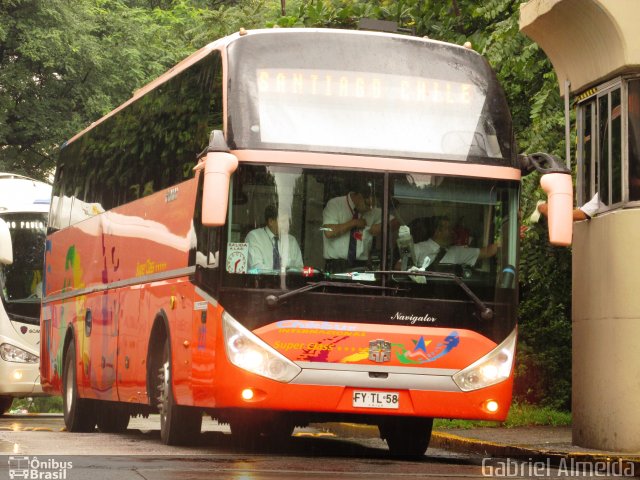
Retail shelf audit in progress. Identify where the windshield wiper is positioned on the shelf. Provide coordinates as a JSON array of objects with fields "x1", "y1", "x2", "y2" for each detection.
[
  {"x1": 368, "y1": 270, "x2": 494, "y2": 320},
  {"x1": 265, "y1": 281, "x2": 403, "y2": 307}
]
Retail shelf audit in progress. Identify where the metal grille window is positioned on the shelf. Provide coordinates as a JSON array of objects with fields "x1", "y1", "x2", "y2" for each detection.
[{"x1": 576, "y1": 79, "x2": 629, "y2": 211}]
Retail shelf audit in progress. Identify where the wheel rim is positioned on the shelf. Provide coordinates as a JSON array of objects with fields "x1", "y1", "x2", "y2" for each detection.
[
  {"x1": 64, "y1": 358, "x2": 74, "y2": 415},
  {"x1": 159, "y1": 360, "x2": 169, "y2": 426}
]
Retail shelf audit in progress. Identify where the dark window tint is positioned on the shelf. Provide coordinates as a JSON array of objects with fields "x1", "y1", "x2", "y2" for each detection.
[
  {"x1": 51, "y1": 50, "x2": 223, "y2": 228},
  {"x1": 598, "y1": 94, "x2": 610, "y2": 205},
  {"x1": 629, "y1": 80, "x2": 640, "y2": 201},
  {"x1": 227, "y1": 32, "x2": 513, "y2": 166},
  {"x1": 611, "y1": 88, "x2": 622, "y2": 204},
  {"x1": 580, "y1": 102, "x2": 594, "y2": 205}
]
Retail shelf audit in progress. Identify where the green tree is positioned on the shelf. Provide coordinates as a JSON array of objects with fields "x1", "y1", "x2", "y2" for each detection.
[{"x1": 0, "y1": 0, "x2": 205, "y2": 179}]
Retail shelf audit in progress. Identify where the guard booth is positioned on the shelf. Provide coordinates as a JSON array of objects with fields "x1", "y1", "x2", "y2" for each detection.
[{"x1": 520, "y1": 0, "x2": 640, "y2": 452}]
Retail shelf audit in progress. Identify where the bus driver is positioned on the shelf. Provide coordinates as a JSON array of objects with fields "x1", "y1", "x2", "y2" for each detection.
[{"x1": 245, "y1": 204, "x2": 303, "y2": 271}]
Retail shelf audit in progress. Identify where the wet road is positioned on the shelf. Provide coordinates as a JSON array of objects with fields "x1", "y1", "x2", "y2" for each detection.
[{"x1": 0, "y1": 414, "x2": 561, "y2": 479}]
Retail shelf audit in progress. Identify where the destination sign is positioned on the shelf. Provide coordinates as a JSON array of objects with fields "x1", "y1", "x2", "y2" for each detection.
[
  {"x1": 5, "y1": 220, "x2": 46, "y2": 231},
  {"x1": 257, "y1": 68, "x2": 477, "y2": 105}
]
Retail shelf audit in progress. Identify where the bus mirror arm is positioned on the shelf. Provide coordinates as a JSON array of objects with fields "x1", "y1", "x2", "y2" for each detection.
[
  {"x1": 196, "y1": 130, "x2": 239, "y2": 227},
  {"x1": 517, "y1": 152, "x2": 569, "y2": 176},
  {"x1": 0, "y1": 218, "x2": 13, "y2": 265},
  {"x1": 518, "y1": 153, "x2": 573, "y2": 247}
]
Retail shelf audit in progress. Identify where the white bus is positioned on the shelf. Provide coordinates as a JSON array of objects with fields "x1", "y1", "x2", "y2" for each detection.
[{"x1": 0, "y1": 173, "x2": 51, "y2": 414}]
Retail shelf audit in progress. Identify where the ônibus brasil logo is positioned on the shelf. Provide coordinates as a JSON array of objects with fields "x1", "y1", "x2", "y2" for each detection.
[{"x1": 8, "y1": 456, "x2": 73, "y2": 479}]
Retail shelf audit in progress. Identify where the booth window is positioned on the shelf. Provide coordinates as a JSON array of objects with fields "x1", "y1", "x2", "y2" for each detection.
[
  {"x1": 576, "y1": 79, "x2": 631, "y2": 210},
  {"x1": 628, "y1": 80, "x2": 640, "y2": 201}
]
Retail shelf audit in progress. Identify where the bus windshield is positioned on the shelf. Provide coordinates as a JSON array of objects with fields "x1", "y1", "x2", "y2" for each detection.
[
  {"x1": 227, "y1": 31, "x2": 513, "y2": 164},
  {"x1": 222, "y1": 165, "x2": 518, "y2": 302},
  {"x1": 0, "y1": 213, "x2": 47, "y2": 312}
]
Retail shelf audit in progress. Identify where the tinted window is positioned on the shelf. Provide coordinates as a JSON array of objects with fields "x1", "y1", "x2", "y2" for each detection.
[
  {"x1": 51, "y1": 50, "x2": 223, "y2": 229},
  {"x1": 227, "y1": 32, "x2": 513, "y2": 165}
]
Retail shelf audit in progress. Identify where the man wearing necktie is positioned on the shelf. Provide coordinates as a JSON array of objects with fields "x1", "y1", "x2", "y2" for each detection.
[
  {"x1": 245, "y1": 204, "x2": 303, "y2": 272},
  {"x1": 413, "y1": 216, "x2": 499, "y2": 269},
  {"x1": 322, "y1": 182, "x2": 381, "y2": 272}
]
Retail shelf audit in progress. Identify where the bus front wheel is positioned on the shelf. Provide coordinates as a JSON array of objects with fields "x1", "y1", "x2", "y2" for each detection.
[
  {"x1": 378, "y1": 417, "x2": 433, "y2": 459},
  {"x1": 157, "y1": 337, "x2": 202, "y2": 445},
  {"x1": 62, "y1": 339, "x2": 96, "y2": 432}
]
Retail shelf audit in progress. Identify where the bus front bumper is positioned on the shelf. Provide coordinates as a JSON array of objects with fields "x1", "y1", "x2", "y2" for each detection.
[
  {"x1": 193, "y1": 360, "x2": 514, "y2": 422},
  {"x1": 0, "y1": 361, "x2": 44, "y2": 397}
]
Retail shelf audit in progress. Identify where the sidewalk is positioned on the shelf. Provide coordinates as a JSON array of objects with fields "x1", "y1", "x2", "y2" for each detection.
[
  {"x1": 323, "y1": 423, "x2": 640, "y2": 470},
  {"x1": 430, "y1": 426, "x2": 640, "y2": 470}
]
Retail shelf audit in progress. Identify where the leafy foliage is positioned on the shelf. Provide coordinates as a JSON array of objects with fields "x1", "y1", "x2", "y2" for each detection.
[
  {"x1": 0, "y1": 0, "x2": 204, "y2": 179},
  {"x1": 0, "y1": 0, "x2": 572, "y2": 409},
  {"x1": 11, "y1": 396, "x2": 63, "y2": 414}
]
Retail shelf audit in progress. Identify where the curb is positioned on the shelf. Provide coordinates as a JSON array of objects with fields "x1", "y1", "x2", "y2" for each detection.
[
  {"x1": 319, "y1": 423, "x2": 640, "y2": 472},
  {"x1": 430, "y1": 431, "x2": 640, "y2": 472}
]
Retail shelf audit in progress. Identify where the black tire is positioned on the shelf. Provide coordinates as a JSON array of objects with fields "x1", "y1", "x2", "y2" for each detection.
[
  {"x1": 379, "y1": 417, "x2": 433, "y2": 459},
  {"x1": 62, "y1": 339, "x2": 96, "y2": 432},
  {"x1": 157, "y1": 337, "x2": 202, "y2": 445},
  {"x1": 0, "y1": 396, "x2": 13, "y2": 416},
  {"x1": 96, "y1": 402, "x2": 130, "y2": 433},
  {"x1": 229, "y1": 418, "x2": 262, "y2": 449},
  {"x1": 229, "y1": 414, "x2": 294, "y2": 449},
  {"x1": 262, "y1": 420, "x2": 295, "y2": 442}
]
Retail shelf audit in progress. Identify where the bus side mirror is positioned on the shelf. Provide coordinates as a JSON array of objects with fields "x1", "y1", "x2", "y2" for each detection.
[
  {"x1": 200, "y1": 150, "x2": 239, "y2": 227},
  {"x1": 0, "y1": 218, "x2": 13, "y2": 265},
  {"x1": 196, "y1": 130, "x2": 239, "y2": 227},
  {"x1": 540, "y1": 172, "x2": 573, "y2": 246},
  {"x1": 519, "y1": 152, "x2": 573, "y2": 246}
]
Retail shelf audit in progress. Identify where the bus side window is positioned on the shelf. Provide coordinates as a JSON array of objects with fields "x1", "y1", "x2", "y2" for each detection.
[
  {"x1": 193, "y1": 173, "x2": 220, "y2": 293},
  {"x1": 196, "y1": 227, "x2": 219, "y2": 269}
]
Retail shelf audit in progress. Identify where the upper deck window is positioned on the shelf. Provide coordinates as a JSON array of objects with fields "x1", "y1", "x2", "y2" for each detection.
[{"x1": 227, "y1": 32, "x2": 513, "y2": 166}]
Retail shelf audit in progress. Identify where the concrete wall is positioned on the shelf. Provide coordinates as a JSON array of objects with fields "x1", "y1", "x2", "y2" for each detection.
[
  {"x1": 520, "y1": 0, "x2": 640, "y2": 97},
  {"x1": 572, "y1": 210, "x2": 640, "y2": 452}
]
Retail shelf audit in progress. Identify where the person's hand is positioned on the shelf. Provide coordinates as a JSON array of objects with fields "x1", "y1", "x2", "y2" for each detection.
[
  {"x1": 407, "y1": 266, "x2": 427, "y2": 284},
  {"x1": 369, "y1": 222, "x2": 382, "y2": 236},
  {"x1": 537, "y1": 202, "x2": 549, "y2": 217},
  {"x1": 479, "y1": 243, "x2": 499, "y2": 259},
  {"x1": 353, "y1": 218, "x2": 367, "y2": 229}
]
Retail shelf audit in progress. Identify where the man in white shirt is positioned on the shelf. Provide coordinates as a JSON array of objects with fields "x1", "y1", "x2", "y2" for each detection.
[
  {"x1": 322, "y1": 184, "x2": 381, "y2": 271},
  {"x1": 414, "y1": 216, "x2": 498, "y2": 268},
  {"x1": 245, "y1": 205, "x2": 303, "y2": 272}
]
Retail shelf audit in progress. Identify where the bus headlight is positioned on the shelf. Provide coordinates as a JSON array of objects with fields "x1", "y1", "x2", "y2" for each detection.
[
  {"x1": 452, "y1": 329, "x2": 516, "y2": 392},
  {"x1": 222, "y1": 311, "x2": 301, "y2": 383},
  {"x1": 0, "y1": 343, "x2": 39, "y2": 363}
]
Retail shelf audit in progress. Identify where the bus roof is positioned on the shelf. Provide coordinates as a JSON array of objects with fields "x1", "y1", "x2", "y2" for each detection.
[
  {"x1": 0, "y1": 174, "x2": 51, "y2": 214},
  {"x1": 63, "y1": 28, "x2": 481, "y2": 148}
]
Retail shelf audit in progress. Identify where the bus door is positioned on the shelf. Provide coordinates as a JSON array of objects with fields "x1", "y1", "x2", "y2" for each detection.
[
  {"x1": 116, "y1": 285, "x2": 144, "y2": 403},
  {"x1": 83, "y1": 291, "x2": 118, "y2": 398}
]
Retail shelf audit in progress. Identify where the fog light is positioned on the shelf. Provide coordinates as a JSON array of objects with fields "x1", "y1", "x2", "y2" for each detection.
[
  {"x1": 241, "y1": 388, "x2": 254, "y2": 401},
  {"x1": 485, "y1": 400, "x2": 499, "y2": 413},
  {"x1": 13, "y1": 370, "x2": 23, "y2": 381}
]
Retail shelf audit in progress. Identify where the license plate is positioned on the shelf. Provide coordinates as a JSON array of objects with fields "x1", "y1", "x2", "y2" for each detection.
[{"x1": 352, "y1": 390, "x2": 399, "y2": 409}]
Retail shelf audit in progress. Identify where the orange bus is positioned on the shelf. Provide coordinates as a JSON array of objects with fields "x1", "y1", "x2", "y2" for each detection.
[{"x1": 41, "y1": 28, "x2": 572, "y2": 457}]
